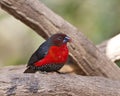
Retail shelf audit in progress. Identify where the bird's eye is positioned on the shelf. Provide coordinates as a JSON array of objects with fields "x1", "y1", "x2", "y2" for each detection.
[{"x1": 57, "y1": 36, "x2": 63, "y2": 41}]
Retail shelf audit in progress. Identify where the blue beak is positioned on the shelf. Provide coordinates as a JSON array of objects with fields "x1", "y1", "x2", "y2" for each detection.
[{"x1": 63, "y1": 36, "x2": 71, "y2": 43}]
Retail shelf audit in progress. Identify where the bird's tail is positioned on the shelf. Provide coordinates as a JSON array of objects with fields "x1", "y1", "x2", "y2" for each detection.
[{"x1": 24, "y1": 67, "x2": 36, "y2": 73}]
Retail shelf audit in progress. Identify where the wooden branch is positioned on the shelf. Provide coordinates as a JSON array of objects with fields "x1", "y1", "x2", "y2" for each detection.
[
  {"x1": 0, "y1": 66, "x2": 120, "y2": 96},
  {"x1": 0, "y1": 0, "x2": 120, "y2": 80},
  {"x1": 97, "y1": 33, "x2": 120, "y2": 62}
]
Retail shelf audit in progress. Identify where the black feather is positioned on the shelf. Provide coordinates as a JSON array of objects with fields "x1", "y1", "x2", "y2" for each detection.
[
  {"x1": 27, "y1": 41, "x2": 51, "y2": 66},
  {"x1": 24, "y1": 66, "x2": 36, "y2": 73}
]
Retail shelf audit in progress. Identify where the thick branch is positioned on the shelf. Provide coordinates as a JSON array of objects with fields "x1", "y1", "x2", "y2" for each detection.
[
  {"x1": 0, "y1": 66, "x2": 120, "y2": 96},
  {"x1": 0, "y1": 0, "x2": 120, "y2": 80}
]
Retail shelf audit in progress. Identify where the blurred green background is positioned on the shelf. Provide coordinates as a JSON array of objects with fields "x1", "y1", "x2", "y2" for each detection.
[{"x1": 0, "y1": 0, "x2": 120, "y2": 66}]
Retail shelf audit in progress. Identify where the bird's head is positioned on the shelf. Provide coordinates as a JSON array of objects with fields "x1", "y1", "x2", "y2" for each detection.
[{"x1": 49, "y1": 33, "x2": 71, "y2": 46}]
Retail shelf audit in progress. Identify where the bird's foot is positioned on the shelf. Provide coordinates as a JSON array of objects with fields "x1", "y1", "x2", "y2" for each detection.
[
  {"x1": 39, "y1": 71, "x2": 48, "y2": 74},
  {"x1": 55, "y1": 71, "x2": 67, "y2": 74}
]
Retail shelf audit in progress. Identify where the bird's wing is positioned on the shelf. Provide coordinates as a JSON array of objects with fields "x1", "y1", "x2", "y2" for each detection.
[{"x1": 27, "y1": 41, "x2": 50, "y2": 67}]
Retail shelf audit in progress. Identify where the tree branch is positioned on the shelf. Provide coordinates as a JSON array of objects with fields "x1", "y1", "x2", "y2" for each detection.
[
  {"x1": 0, "y1": 0, "x2": 120, "y2": 80},
  {"x1": 97, "y1": 33, "x2": 120, "y2": 62},
  {"x1": 0, "y1": 66, "x2": 120, "y2": 96}
]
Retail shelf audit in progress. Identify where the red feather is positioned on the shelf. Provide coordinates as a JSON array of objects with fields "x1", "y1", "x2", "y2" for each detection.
[{"x1": 35, "y1": 44, "x2": 68, "y2": 67}]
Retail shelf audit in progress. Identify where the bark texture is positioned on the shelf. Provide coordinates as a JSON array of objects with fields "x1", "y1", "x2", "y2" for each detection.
[{"x1": 0, "y1": 66, "x2": 120, "y2": 96}]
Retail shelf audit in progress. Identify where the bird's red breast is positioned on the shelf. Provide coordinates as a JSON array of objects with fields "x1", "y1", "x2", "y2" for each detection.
[{"x1": 35, "y1": 44, "x2": 68, "y2": 67}]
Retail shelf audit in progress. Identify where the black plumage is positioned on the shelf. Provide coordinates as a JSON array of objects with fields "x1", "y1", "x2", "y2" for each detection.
[{"x1": 24, "y1": 33, "x2": 70, "y2": 73}]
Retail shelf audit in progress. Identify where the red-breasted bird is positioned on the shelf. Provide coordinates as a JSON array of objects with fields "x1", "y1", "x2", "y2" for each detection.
[{"x1": 24, "y1": 33, "x2": 71, "y2": 73}]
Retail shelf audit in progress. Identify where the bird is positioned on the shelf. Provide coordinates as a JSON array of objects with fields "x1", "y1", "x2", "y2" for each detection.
[{"x1": 24, "y1": 33, "x2": 71, "y2": 73}]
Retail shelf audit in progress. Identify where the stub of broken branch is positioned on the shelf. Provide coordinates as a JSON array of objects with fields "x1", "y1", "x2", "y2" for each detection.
[
  {"x1": 0, "y1": 66, "x2": 120, "y2": 96},
  {"x1": 0, "y1": 0, "x2": 120, "y2": 80},
  {"x1": 97, "y1": 33, "x2": 120, "y2": 62}
]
